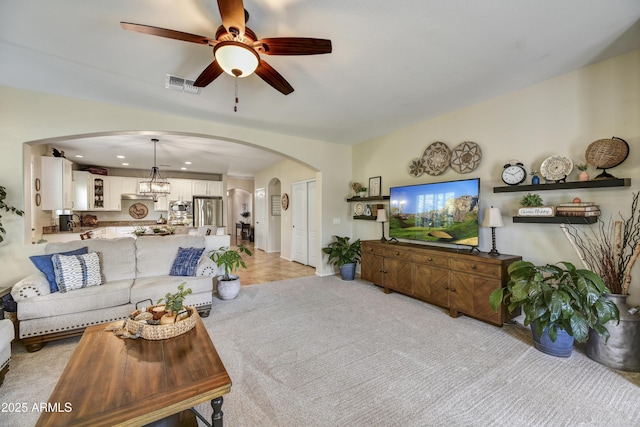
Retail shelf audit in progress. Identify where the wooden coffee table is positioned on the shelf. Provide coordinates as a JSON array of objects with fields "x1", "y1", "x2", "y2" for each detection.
[{"x1": 36, "y1": 315, "x2": 231, "y2": 427}]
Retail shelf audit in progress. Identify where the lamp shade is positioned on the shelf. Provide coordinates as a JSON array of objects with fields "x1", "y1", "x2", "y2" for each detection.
[
  {"x1": 482, "y1": 206, "x2": 504, "y2": 228},
  {"x1": 214, "y1": 41, "x2": 259, "y2": 78},
  {"x1": 376, "y1": 208, "x2": 388, "y2": 222}
]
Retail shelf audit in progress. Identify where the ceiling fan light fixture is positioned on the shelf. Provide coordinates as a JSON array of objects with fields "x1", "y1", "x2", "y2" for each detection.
[
  {"x1": 138, "y1": 138, "x2": 171, "y2": 202},
  {"x1": 214, "y1": 41, "x2": 259, "y2": 78}
]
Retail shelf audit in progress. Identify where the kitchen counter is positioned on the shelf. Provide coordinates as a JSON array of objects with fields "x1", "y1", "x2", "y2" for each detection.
[{"x1": 43, "y1": 222, "x2": 191, "y2": 235}]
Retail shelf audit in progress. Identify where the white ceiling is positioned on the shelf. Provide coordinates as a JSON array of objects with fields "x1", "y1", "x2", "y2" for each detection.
[{"x1": 2, "y1": 0, "x2": 640, "y2": 176}]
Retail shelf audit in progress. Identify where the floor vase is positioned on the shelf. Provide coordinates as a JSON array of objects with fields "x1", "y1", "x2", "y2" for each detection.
[{"x1": 587, "y1": 294, "x2": 640, "y2": 372}]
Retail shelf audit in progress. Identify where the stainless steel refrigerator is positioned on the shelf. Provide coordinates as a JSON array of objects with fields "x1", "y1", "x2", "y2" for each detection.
[{"x1": 192, "y1": 196, "x2": 224, "y2": 227}]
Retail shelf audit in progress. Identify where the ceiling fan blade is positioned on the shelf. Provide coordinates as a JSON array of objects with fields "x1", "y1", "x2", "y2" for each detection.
[
  {"x1": 256, "y1": 38, "x2": 332, "y2": 55},
  {"x1": 217, "y1": 0, "x2": 246, "y2": 37},
  {"x1": 194, "y1": 61, "x2": 224, "y2": 87},
  {"x1": 254, "y1": 60, "x2": 294, "y2": 95},
  {"x1": 120, "y1": 22, "x2": 216, "y2": 45}
]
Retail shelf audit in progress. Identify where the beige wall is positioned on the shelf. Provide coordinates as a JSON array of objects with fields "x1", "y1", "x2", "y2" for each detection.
[
  {"x1": 0, "y1": 87, "x2": 352, "y2": 285},
  {"x1": 353, "y1": 49, "x2": 640, "y2": 304}
]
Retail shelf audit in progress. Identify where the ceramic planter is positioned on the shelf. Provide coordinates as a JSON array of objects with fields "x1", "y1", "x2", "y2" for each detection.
[
  {"x1": 530, "y1": 323, "x2": 574, "y2": 357},
  {"x1": 217, "y1": 275, "x2": 241, "y2": 300},
  {"x1": 339, "y1": 263, "x2": 356, "y2": 281}
]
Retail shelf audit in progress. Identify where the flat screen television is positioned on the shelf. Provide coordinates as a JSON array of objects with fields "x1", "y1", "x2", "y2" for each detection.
[{"x1": 389, "y1": 178, "x2": 480, "y2": 247}]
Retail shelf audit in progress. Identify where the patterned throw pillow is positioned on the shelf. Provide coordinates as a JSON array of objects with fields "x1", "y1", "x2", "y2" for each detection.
[
  {"x1": 170, "y1": 247, "x2": 205, "y2": 276},
  {"x1": 52, "y1": 252, "x2": 103, "y2": 293},
  {"x1": 30, "y1": 247, "x2": 89, "y2": 293}
]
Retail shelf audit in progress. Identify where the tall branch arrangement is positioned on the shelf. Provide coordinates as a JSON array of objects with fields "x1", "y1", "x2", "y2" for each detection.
[{"x1": 562, "y1": 192, "x2": 640, "y2": 295}]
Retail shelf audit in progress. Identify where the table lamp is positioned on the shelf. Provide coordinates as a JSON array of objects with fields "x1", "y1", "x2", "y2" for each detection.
[
  {"x1": 376, "y1": 208, "x2": 388, "y2": 242},
  {"x1": 482, "y1": 206, "x2": 504, "y2": 256}
]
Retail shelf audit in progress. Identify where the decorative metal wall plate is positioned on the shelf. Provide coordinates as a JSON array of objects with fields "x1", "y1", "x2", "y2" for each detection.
[
  {"x1": 540, "y1": 156, "x2": 573, "y2": 181},
  {"x1": 129, "y1": 202, "x2": 148, "y2": 219}
]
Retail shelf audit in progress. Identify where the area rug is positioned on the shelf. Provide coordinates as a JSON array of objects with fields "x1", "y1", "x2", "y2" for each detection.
[{"x1": 2, "y1": 275, "x2": 640, "y2": 426}]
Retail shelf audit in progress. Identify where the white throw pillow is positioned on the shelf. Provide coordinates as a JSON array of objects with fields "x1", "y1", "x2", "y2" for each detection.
[{"x1": 52, "y1": 252, "x2": 103, "y2": 293}]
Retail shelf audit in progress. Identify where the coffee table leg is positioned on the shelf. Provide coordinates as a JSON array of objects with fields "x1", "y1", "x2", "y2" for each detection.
[{"x1": 211, "y1": 396, "x2": 223, "y2": 427}]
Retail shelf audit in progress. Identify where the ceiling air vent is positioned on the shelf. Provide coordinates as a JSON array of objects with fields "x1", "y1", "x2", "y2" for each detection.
[{"x1": 165, "y1": 74, "x2": 200, "y2": 94}]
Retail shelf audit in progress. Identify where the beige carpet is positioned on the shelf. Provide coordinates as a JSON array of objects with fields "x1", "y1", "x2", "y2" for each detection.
[{"x1": 2, "y1": 275, "x2": 640, "y2": 426}]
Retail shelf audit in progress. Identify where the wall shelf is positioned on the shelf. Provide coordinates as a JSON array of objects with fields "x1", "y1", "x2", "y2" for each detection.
[
  {"x1": 512, "y1": 216, "x2": 598, "y2": 224},
  {"x1": 353, "y1": 215, "x2": 378, "y2": 221},
  {"x1": 493, "y1": 178, "x2": 630, "y2": 193},
  {"x1": 346, "y1": 195, "x2": 390, "y2": 202}
]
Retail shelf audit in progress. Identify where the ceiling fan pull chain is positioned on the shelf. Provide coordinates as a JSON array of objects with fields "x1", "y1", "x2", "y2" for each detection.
[{"x1": 234, "y1": 77, "x2": 239, "y2": 112}]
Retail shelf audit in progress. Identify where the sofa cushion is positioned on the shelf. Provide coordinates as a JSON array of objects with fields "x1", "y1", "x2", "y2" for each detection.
[
  {"x1": 16, "y1": 279, "x2": 133, "y2": 320},
  {"x1": 46, "y1": 238, "x2": 137, "y2": 283},
  {"x1": 30, "y1": 247, "x2": 89, "y2": 293},
  {"x1": 52, "y1": 252, "x2": 103, "y2": 293},
  {"x1": 136, "y1": 235, "x2": 205, "y2": 278},
  {"x1": 130, "y1": 275, "x2": 213, "y2": 307},
  {"x1": 170, "y1": 247, "x2": 205, "y2": 276}
]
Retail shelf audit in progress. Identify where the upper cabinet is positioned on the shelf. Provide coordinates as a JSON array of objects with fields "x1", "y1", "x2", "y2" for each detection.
[
  {"x1": 169, "y1": 178, "x2": 193, "y2": 201},
  {"x1": 192, "y1": 180, "x2": 223, "y2": 197},
  {"x1": 72, "y1": 170, "x2": 91, "y2": 211},
  {"x1": 41, "y1": 157, "x2": 73, "y2": 210}
]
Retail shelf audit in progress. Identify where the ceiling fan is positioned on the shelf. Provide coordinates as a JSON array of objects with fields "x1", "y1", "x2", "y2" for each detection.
[{"x1": 121, "y1": 0, "x2": 332, "y2": 96}]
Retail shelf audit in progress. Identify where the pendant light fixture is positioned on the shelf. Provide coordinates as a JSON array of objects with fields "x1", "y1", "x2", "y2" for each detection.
[{"x1": 138, "y1": 138, "x2": 170, "y2": 202}]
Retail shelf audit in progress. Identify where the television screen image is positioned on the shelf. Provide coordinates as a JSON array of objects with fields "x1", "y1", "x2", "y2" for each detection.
[{"x1": 389, "y1": 178, "x2": 480, "y2": 247}]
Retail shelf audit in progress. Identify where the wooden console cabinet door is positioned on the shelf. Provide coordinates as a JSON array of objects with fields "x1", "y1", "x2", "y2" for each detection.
[
  {"x1": 382, "y1": 248, "x2": 412, "y2": 294},
  {"x1": 361, "y1": 250, "x2": 384, "y2": 286},
  {"x1": 412, "y1": 263, "x2": 450, "y2": 308},
  {"x1": 449, "y1": 257, "x2": 505, "y2": 326}
]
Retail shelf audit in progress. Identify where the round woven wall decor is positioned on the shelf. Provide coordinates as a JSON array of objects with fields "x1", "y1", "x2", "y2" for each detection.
[
  {"x1": 450, "y1": 141, "x2": 482, "y2": 174},
  {"x1": 585, "y1": 137, "x2": 629, "y2": 169},
  {"x1": 422, "y1": 141, "x2": 451, "y2": 176}
]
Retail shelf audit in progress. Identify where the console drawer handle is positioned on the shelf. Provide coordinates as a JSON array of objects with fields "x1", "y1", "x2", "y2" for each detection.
[
  {"x1": 428, "y1": 257, "x2": 433, "y2": 261},
  {"x1": 471, "y1": 265, "x2": 477, "y2": 270}
]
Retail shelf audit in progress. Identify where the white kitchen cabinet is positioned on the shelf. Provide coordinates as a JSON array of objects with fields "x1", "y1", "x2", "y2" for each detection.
[
  {"x1": 107, "y1": 176, "x2": 123, "y2": 211},
  {"x1": 120, "y1": 177, "x2": 139, "y2": 194},
  {"x1": 192, "y1": 180, "x2": 223, "y2": 196},
  {"x1": 168, "y1": 178, "x2": 193, "y2": 201},
  {"x1": 41, "y1": 157, "x2": 74, "y2": 210},
  {"x1": 73, "y1": 170, "x2": 91, "y2": 211},
  {"x1": 154, "y1": 196, "x2": 168, "y2": 212},
  {"x1": 90, "y1": 175, "x2": 107, "y2": 210}
]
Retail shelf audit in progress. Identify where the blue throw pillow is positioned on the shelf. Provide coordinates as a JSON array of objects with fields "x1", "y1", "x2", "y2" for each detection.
[
  {"x1": 30, "y1": 247, "x2": 89, "y2": 293},
  {"x1": 170, "y1": 247, "x2": 205, "y2": 277}
]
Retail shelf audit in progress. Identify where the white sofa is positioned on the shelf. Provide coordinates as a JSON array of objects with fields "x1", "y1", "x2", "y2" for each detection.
[
  {"x1": 11, "y1": 234, "x2": 230, "y2": 352},
  {"x1": 0, "y1": 319, "x2": 14, "y2": 386}
]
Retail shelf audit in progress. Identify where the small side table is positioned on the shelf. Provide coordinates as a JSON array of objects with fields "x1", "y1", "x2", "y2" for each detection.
[
  {"x1": 235, "y1": 222, "x2": 250, "y2": 241},
  {"x1": 0, "y1": 286, "x2": 18, "y2": 342}
]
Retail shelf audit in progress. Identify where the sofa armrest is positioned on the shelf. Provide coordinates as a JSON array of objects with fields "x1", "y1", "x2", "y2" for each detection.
[
  {"x1": 196, "y1": 256, "x2": 223, "y2": 278},
  {"x1": 11, "y1": 273, "x2": 51, "y2": 301}
]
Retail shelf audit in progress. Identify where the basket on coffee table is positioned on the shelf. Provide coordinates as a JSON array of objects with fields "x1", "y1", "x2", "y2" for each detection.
[{"x1": 123, "y1": 305, "x2": 198, "y2": 340}]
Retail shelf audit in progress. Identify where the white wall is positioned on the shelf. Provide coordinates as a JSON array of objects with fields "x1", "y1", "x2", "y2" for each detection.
[
  {"x1": 353, "y1": 49, "x2": 640, "y2": 304},
  {"x1": 0, "y1": 87, "x2": 352, "y2": 286}
]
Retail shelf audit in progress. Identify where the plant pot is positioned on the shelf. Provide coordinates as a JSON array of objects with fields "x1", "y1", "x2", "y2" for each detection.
[
  {"x1": 217, "y1": 275, "x2": 241, "y2": 300},
  {"x1": 530, "y1": 323, "x2": 574, "y2": 357},
  {"x1": 586, "y1": 294, "x2": 640, "y2": 372},
  {"x1": 579, "y1": 171, "x2": 590, "y2": 181},
  {"x1": 339, "y1": 263, "x2": 356, "y2": 281}
]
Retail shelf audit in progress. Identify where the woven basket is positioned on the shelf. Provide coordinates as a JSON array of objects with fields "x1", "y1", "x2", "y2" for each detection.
[
  {"x1": 123, "y1": 305, "x2": 198, "y2": 340},
  {"x1": 585, "y1": 137, "x2": 629, "y2": 169}
]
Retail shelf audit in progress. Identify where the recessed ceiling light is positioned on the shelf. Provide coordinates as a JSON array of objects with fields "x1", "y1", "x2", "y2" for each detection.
[
  {"x1": 122, "y1": 163, "x2": 129, "y2": 166},
  {"x1": 181, "y1": 167, "x2": 187, "y2": 170},
  {"x1": 185, "y1": 161, "x2": 192, "y2": 165},
  {"x1": 74, "y1": 154, "x2": 83, "y2": 158},
  {"x1": 117, "y1": 155, "x2": 125, "y2": 159}
]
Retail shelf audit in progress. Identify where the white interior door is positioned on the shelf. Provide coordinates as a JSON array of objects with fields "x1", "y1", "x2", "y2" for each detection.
[
  {"x1": 307, "y1": 181, "x2": 317, "y2": 268},
  {"x1": 255, "y1": 188, "x2": 266, "y2": 250},
  {"x1": 291, "y1": 182, "x2": 308, "y2": 264}
]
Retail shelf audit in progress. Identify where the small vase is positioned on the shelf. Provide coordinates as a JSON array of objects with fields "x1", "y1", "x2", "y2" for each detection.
[
  {"x1": 531, "y1": 175, "x2": 540, "y2": 185},
  {"x1": 579, "y1": 171, "x2": 589, "y2": 181}
]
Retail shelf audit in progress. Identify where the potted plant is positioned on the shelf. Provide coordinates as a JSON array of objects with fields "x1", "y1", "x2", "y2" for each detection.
[
  {"x1": 0, "y1": 185, "x2": 24, "y2": 243},
  {"x1": 519, "y1": 193, "x2": 543, "y2": 207},
  {"x1": 208, "y1": 244, "x2": 253, "y2": 300},
  {"x1": 562, "y1": 191, "x2": 640, "y2": 370},
  {"x1": 322, "y1": 236, "x2": 361, "y2": 280},
  {"x1": 575, "y1": 163, "x2": 589, "y2": 181},
  {"x1": 156, "y1": 283, "x2": 193, "y2": 324},
  {"x1": 489, "y1": 260, "x2": 619, "y2": 357}
]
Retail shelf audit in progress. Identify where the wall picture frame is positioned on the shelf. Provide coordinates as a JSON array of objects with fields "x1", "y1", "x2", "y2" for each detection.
[{"x1": 369, "y1": 176, "x2": 381, "y2": 197}]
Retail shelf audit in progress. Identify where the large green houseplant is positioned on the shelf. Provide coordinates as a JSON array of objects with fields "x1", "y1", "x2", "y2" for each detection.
[
  {"x1": 208, "y1": 244, "x2": 253, "y2": 300},
  {"x1": 0, "y1": 185, "x2": 24, "y2": 243},
  {"x1": 489, "y1": 260, "x2": 619, "y2": 356},
  {"x1": 322, "y1": 236, "x2": 361, "y2": 280}
]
